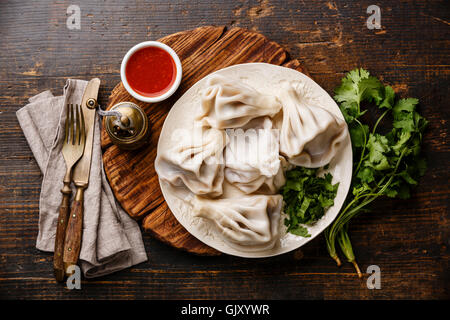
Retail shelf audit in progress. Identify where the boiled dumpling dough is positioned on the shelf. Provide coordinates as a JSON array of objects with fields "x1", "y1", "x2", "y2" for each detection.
[
  {"x1": 224, "y1": 157, "x2": 286, "y2": 194},
  {"x1": 224, "y1": 117, "x2": 286, "y2": 194},
  {"x1": 276, "y1": 80, "x2": 348, "y2": 167},
  {"x1": 155, "y1": 127, "x2": 228, "y2": 198},
  {"x1": 197, "y1": 75, "x2": 282, "y2": 129},
  {"x1": 190, "y1": 194, "x2": 282, "y2": 251}
]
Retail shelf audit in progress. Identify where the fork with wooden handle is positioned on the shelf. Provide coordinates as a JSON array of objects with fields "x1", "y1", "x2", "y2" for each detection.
[
  {"x1": 62, "y1": 78, "x2": 100, "y2": 275},
  {"x1": 53, "y1": 104, "x2": 85, "y2": 282}
]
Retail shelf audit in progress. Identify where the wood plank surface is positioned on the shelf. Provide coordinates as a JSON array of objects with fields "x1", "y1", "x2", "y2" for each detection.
[{"x1": 0, "y1": 0, "x2": 448, "y2": 300}]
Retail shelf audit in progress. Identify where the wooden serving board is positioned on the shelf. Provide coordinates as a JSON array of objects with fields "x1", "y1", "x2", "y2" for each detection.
[{"x1": 101, "y1": 26, "x2": 309, "y2": 255}]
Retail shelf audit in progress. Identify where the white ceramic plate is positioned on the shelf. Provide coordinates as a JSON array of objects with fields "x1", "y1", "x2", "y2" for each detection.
[{"x1": 157, "y1": 63, "x2": 352, "y2": 257}]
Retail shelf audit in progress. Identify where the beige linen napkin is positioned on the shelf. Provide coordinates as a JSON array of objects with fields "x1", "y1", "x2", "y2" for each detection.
[{"x1": 16, "y1": 79, "x2": 147, "y2": 278}]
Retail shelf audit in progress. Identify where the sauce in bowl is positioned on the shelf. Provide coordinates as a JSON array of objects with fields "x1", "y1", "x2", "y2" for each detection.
[
  {"x1": 125, "y1": 46, "x2": 176, "y2": 97},
  {"x1": 121, "y1": 41, "x2": 182, "y2": 103}
]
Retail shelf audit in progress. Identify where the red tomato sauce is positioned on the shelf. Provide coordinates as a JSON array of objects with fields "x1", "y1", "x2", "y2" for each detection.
[{"x1": 125, "y1": 46, "x2": 176, "y2": 97}]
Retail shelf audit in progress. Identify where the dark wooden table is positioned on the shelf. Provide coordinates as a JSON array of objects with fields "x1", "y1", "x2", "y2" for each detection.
[{"x1": 0, "y1": 0, "x2": 448, "y2": 300}]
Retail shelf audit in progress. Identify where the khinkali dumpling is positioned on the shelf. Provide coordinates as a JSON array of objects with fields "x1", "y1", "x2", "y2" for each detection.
[
  {"x1": 224, "y1": 117, "x2": 286, "y2": 194},
  {"x1": 197, "y1": 75, "x2": 282, "y2": 129},
  {"x1": 155, "y1": 127, "x2": 227, "y2": 197},
  {"x1": 190, "y1": 194, "x2": 282, "y2": 251},
  {"x1": 276, "y1": 80, "x2": 348, "y2": 167}
]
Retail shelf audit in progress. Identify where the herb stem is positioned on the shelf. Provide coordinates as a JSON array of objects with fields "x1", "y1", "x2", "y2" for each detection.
[
  {"x1": 352, "y1": 260, "x2": 362, "y2": 278},
  {"x1": 333, "y1": 255, "x2": 342, "y2": 266},
  {"x1": 354, "y1": 119, "x2": 368, "y2": 175},
  {"x1": 372, "y1": 109, "x2": 390, "y2": 134},
  {"x1": 326, "y1": 148, "x2": 408, "y2": 265},
  {"x1": 329, "y1": 68, "x2": 427, "y2": 277}
]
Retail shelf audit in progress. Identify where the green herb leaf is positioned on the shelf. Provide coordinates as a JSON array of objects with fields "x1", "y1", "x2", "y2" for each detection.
[
  {"x1": 281, "y1": 167, "x2": 339, "y2": 237},
  {"x1": 359, "y1": 77, "x2": 384, "y2": 104},
  {"x1": 379, "y1": 86, "x2": 395, "y2": 109},
  {"x1": 327, "y1": 68, "x2": 428, "y2": 271},
  {"x1": 356, "y1": 167, "x2": 375, "y2": 183},
  {"x1": 349, "y1": 123, "x2": 369, "y2": 148},
  {"x1": 289, "y1": 225, "x2": 311, "y2": 237},
  {"x1": 366, "y1": 134, "x2": 391, "y2": 170}
]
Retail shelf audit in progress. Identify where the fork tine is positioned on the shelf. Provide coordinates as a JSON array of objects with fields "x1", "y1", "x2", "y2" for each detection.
[
  {"x1": 70, "y1": 104, "x2": 75, "y2": 145},
  {"x1": 64, "y1": 104, "x2": 70, "y2": 144},
  {"x1": 75, "y1": 104, "x2": 81, "y2": 145}
]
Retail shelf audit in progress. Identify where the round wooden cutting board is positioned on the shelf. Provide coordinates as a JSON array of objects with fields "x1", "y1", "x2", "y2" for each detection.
[{"x1": 101, "y1": 26, "x2": 309, "y2": 255}]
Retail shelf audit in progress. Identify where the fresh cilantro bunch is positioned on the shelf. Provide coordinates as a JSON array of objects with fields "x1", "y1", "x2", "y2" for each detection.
[
  {"x1": 325, "y1": 68, "x2": 428, "y2": 276},
  {"x1": 282, "y1": 167, "x2": 339, "y2": 238}
]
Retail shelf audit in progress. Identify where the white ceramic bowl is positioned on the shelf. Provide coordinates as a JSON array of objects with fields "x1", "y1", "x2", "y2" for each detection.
[{"x1": 120, "y1": 41, "x2": 182, "y2": 103}]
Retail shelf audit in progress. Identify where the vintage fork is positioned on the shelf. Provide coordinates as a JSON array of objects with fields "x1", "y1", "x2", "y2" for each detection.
[{"x1": 53, "y1": 103, "x2": 85, "y2": 282}]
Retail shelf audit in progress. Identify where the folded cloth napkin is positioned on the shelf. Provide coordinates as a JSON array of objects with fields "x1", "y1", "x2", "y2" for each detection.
[{"x1": 16, "y1": 79, "x2": 147, "y2": 278}]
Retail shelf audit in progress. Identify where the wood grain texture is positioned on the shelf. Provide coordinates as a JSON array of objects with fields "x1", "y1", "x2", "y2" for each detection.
[
  {"x1": 0, "y1": 0, "x2": 448, "y2": 300},
  {"x1": 53, "y1": 190, "x2": 71, "y2": 282},
  {"x1": 63, "y1": 198, "x2": 83, "y2": 272},
  {"x1": 102, "y1": 25, "x2": 307, "y2": 255}
]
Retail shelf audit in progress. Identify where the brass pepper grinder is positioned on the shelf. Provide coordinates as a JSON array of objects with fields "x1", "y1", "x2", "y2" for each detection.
[{"x1": 102, "y1": 102, "x2": 150, "y2": 150}]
